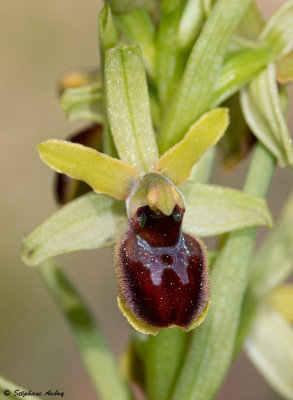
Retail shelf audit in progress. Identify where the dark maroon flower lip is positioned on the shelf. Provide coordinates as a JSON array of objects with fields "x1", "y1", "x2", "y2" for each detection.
[{"x1": 115, "y1": 204, "x2": 210, "y2": 335}]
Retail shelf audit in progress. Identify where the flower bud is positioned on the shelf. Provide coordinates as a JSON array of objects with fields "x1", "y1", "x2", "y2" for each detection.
[{"x1": 55, "y1": 124, "x2": 102, "y2": 204}]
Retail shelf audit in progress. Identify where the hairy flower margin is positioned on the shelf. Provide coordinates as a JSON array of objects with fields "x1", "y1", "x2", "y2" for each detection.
[{"x1": 15, "y1": 1, "x2": 293, "y2": 400}]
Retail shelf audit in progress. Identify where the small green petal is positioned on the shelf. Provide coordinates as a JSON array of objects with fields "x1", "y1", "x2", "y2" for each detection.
[
  {"x1": 181, "y1": 182, "x2": 273, "y2": 236},
  {"x1": 245, "y1": 306, "x2": 293, "y2": 400},
  {"x1": 21, "y1": 193, "x2": 127, "y2": 267},
  {"x1": 60, "y1": 83, "x2": 103, "y2": 123},
  {"x1": 105, "y1": 43, "x2": 159, "y2": 173},
  {"x1": 155, "y1": 108, "x2": 229, "y2": 186},
  {"x1": 260, "y1": 0, "x2": 293, "y2": 60},
  {"x1": 38, "y1": 140, "x2": 139, "y2": 200}
]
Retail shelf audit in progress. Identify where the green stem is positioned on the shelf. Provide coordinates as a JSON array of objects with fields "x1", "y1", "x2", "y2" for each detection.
[
  {"x1": 39, "y1": 260, "x2": 132, "y2": 400},
  {"x1": 146, "y1": 328, "x2": 187, "y2": 400},
  {"x1": 170, "y1": 143, "x2": 275, "y2": 400}
]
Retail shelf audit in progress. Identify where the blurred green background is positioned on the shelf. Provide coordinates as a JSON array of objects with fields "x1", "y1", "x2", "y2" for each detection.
[{"x1": 0, "y1": 1, "x2": 292, "y2": 399}]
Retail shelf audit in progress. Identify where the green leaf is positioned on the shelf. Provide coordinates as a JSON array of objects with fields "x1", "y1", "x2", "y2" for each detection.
[
  {"x1": 212, "y1": 48, "x2": 271, "y2": 107},
  {"x1": 268, "y1": 285, "x2": 293, "y2": 323},
  {"x1": 105, "y1": 44, "x2": 159, "y2": 172},
  {"x1": 114, "y1": 9, "x2": 156, "y2": 80},
  {"x1": 170, "y1": 144, "x2": 276, "y2": 400},
  {"x1": 241, "y1": 63, "x2": 293, "y2": 168},
  {"x1": 158, "y1": 0, "x2": 252, "y2": 153},
  {"x1": 260, "y1": 0, "x2": 293, "y2": 60},
  {"x1": 155, "y1": 108, "x2": 229, "y2": 186},
  {"x1": 0, "y1": 376, "x2": 42, "y2": 400},
  {"x1": 181, "y1": 182, "x2": 273, "y2": 237},
  {"x1": 276, "y1": 51, "x2": 293, "y2": 84},
  {"x1": 245, "y1": 306, "x2": 293, "y2": 400},
  {"x1": 22, "y1": 193, "x2": 127, "y2": 267},
  {"x1": 250, "y1": 190, "x2": 293, "y2": 297},
  {"x1": 38, "y1": 140, "x2": 139, "y2": 200},
  {"x1": 39, "y1": 260, "x2": 132, "y2": 400},
  {"x1": 60, "y1": 83, "x2": 103, "y2": 123}
]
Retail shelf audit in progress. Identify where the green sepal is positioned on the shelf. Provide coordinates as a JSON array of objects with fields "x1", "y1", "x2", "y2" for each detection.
[
  {"x1": 60, "y1": 83, "x2": 103, "y2": 123},
  {"x1": 22, "y1": 193, "x2": 128, "y2": 267},
  {"x1": 105, "y1": 44, "x2": 159, "y2": 172},
  {"x1": 155, "y1": 108, "x2": 229, "y2": 185},
  {"x1": 38, "y1": 140, "x2": 139, "y2": 200},
  {"x1": 181, "y1": 182, "x2": 273, "y2": 237}
]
